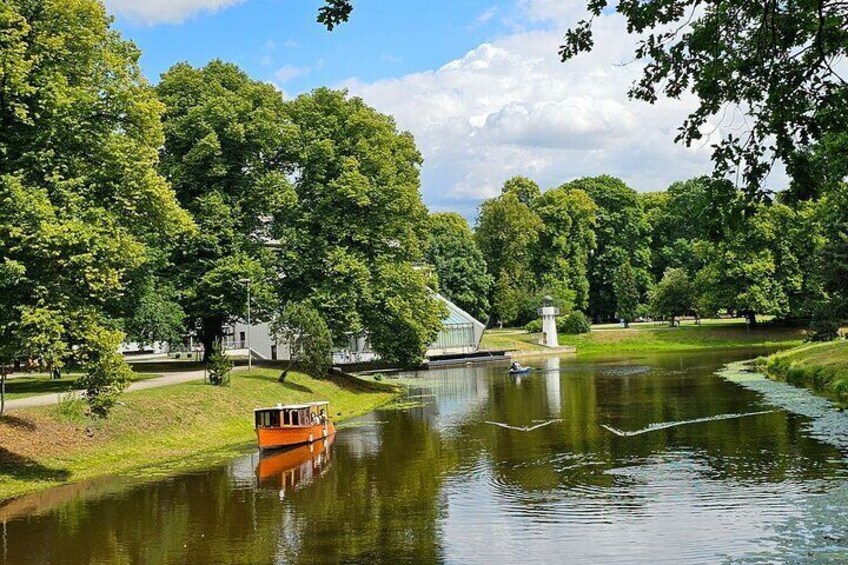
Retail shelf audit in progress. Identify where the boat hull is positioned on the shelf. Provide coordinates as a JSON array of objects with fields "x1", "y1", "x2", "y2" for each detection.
[{"x1": 257, "y1": 422, "x2": 336, "y2": 452}]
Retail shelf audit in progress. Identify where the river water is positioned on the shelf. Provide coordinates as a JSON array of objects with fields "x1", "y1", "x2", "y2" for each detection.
[{"x1": 2, "y1": 349, "x2": 847, "y2": 564}]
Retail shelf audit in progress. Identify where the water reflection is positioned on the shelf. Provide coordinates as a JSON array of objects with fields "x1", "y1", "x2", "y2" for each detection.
[{"x1": 2, "y1": 348, "x2": 847, "y2": 564}]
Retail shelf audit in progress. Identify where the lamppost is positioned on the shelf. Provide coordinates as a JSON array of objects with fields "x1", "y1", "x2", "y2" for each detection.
[{"x1": 239, "y1": 278, "x2": 252, "y2": 371}]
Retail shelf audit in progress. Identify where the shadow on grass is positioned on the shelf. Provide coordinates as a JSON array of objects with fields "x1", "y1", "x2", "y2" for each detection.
[
  {"x1": 327, "y1": 371, "x2": 399, "y2": 393},
  {"x1": 5, "y1": 378, "x2": 79, "y2": 397},
  {"x1": 0, "y1": 415, "x2": 36, "y2": 431},
  {"x1": 0, "y1": 448, "x2": 70, "y2": 483}
]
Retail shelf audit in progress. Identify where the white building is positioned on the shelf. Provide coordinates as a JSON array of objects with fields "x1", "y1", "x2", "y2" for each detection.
[{"x1": 227, "y1": 293, "x2": 485, "y2": 364}]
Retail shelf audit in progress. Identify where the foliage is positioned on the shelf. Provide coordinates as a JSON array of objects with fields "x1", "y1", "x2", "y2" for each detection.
[
  {"x1": 75, "y1": 327, "x2": 132, "y2": 418},
  {"x1": 650, "y1": 268, "x2": 694, "y2": 325},
  {"x1": 612, "y1": 262, "x2": 640, "y2": 327},
  {"x1": 532, "y1": 187, "x2": 597, "y2": 310},
  {"x1": 524, "y1": 319, "x2": 543, "y2": 334},
  {"x1": 475, "y1": 191, "x2": 543, "y2": 325},
  {"x1": 207, "y1": 342, "x2": 233, "y2": 387},
  {"x1": 425, "y1": 213, "x2": 492, "y2": 322},
  {"x1": 123, "y1": 282, "x2": 185, "y2": 347},
  {"x1": 559, "y1": 176, "x2": 651, "y2": 322},
  {"x1": 157, "y1": 61, "x2": 290, "y2": 359},
  {"x1": 502, "y1": 176, "x2": 541, "y2": 206},
  {"x1": 277, "y1": 88, "x2": 444, "y2": 367},
  {"x1": 0, "y1": 0, "x2": 190, "y2": 416},
  {"x1": 271, "y1": 302, "x2": 333, "y2": 380},
  {"x1": 559, "y1": 311, "x2": 591, "y2": 335},
  {"x1": 560, "y1": 0, "x2": 848, "y2": 200}
]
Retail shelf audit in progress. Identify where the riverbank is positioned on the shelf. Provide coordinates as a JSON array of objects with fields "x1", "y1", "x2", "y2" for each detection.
[
  {"x1": 0, "y1": 369, "x2": 398, "y2": 501},
  {"x1": 755, "y1": 340, "x2": 848, "y2": 404},
  {"x1": 481, "y1": 319, "x2": 806, "y2": 356}
]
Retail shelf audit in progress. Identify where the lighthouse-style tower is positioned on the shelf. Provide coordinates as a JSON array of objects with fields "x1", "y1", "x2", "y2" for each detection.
[{"x1": 538, "y1": 295, "x2": 560, "y2": 347}]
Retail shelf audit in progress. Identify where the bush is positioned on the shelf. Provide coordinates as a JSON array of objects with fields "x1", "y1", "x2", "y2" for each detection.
[
  {"x1": 809, "y1": 316, "x2": 840, "y2": 342},
  {"x1": 524, "y1": 319, "x2": 543, "y2": 333},
  {"x1": 207, "y1": 341, "x2": 233, "y2": 386},
  {"x1": 558, "y1": 311, "x2": 591, "y2": 334}
]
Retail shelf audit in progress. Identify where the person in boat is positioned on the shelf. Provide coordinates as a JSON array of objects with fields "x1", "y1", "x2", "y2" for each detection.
[{"x1": 511, "y1": 362, "x2": 524, "y2": 372}]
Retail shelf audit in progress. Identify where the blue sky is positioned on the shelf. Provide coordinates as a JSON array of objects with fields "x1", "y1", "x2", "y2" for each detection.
[
  {"x1": 105, "y1": 0, "x2": 734, "y2": 219},
  {"x1": 113, "y1": 1, "x2": 524, "y2": 90}
]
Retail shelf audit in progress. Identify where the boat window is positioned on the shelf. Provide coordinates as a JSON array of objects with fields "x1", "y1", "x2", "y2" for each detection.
[{"x1": 255, "y1": 411, "x2": 280, "y2": 428}]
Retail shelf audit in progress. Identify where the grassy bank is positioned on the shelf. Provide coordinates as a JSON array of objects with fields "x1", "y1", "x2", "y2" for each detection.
[
  {"x1": 0, "y1": 369, "x2": 397, "y2": 501},
  {"x1": 756, "y1": 340, "x2": 848, "y2": 403},
  {"x1": 482, "y1": 319, "x2": 806, "y2": 356}
]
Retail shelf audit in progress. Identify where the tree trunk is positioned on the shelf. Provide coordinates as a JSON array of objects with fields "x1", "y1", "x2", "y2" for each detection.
[
  {"x1": 1, "y1": 372, "x2": 6, "y2": 416},
  {"x1": 745, "y1": 311, "x2": 758, "y2": 327},
  {"x1": 200, "y1": 315, "x2": 225, "y2": 362}
]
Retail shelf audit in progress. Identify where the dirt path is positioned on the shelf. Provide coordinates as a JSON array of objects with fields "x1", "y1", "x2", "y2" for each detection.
[{"x1": 2, "y1": 367, "x2": 249, "y2": 412}]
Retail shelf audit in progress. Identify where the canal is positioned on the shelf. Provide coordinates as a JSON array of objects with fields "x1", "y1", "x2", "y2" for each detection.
[{"x1": 2, "y1": 349, "x2": 847, "y2": 564}]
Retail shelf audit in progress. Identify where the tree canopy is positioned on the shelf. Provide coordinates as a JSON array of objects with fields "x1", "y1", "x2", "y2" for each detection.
[
  {"x1": 276, "y1": 88, "x2": 445, "y2": 366},
  {"x1": 156, "y1": 60, "x2": 293, "y2": 358},
  {"x1": 425, "y1": 213, "x2": 492, "y2": 322},
  {"x1": 0, "y1": 0, "x2": 191, "y2": 415}
]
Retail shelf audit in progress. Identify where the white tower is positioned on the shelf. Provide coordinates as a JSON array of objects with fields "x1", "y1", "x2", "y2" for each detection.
[{"x1": 538, "y1": 295, "x2": 560, "y2": 348}]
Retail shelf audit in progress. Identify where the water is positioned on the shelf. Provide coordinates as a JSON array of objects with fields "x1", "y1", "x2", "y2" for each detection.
[{"x1": 3, "y1": 349, "x2": 848, "y2": 564}]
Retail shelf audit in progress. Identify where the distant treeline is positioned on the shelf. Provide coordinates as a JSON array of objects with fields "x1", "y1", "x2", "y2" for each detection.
[{"x1": 427, "y1": 175, "x2": 848, "y2": 337}]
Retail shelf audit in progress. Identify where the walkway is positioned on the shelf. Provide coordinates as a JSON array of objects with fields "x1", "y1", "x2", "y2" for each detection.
[{"x1": 2, "y1": 367, "x2": 249, "y2": 412}]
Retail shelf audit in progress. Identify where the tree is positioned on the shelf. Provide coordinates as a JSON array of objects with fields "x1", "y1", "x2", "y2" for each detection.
[
  {"x1": 532, "y1": 186, "x2": 597, "y2": 311},
  {"x1": 207, "y1": 341, "x2": 233, "y2": 386},
  {"x1": 559, "y1": 1, "x2": 848, "y2": 200},
  {"x1": 0, "y1": 0, "x2": 191, "y2": 417},
  {"x1": 817, "y1": 182, "x2": 848, "y2": 324},
  {"x1": 271, "y1": 302, "x2": 333, "y2": 381},
  {"x1": 560, "y1": 176, "x2": 652, "y2": 322},
  {"x1": 277, "y1": 88, "x2": 445, "y2": 367},
  {"x1": 157, "y1": 61, "x2": 292, "y2": 359},
  {"x1": 612, "y1": 262, "x2": 640, "y2": 327},
  {"x1": 650, "y1": 268, "x2": 694, "y2": 326},
  {"x1": 693, "y1": 200, "x2": 822, "y2": 326},
  {"x1": 502, "y1": 176, "x2": 541, "y2": 207},
  {"x1": 475, "y1": 190, "x2": 543, "y2": 325},
  {"x1": 425, "y1": 213, "x2": 493, "y2": 322}
]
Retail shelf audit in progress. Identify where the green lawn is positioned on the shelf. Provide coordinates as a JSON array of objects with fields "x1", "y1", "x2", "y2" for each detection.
[
  {"x1": 3, "y1": 372, "x2": 160, "y2": 401},
  {"x1": 0, "y1": 369, "x2": 397, "y2": 501},
  {"x1": 756, "y1": 340, "x2": 848, "y2": 402},
  {"x1": 481, "y1": 319, "x2": 806, "y2": 356}
]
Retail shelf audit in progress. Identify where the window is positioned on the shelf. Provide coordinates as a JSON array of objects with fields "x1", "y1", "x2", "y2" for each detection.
[{"x1": 255, "y1": 411, "x2": 280, "y2": 428}]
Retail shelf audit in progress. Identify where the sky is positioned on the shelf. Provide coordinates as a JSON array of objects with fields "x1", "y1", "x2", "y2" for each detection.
[{"x1": 104, "y1": 0, "x2": 773, "y2": 220}]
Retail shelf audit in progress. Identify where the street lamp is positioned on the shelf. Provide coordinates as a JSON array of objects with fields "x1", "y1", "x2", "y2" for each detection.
[{"x1": 239, "y1": 278, "x2": 252, "y2": 371}]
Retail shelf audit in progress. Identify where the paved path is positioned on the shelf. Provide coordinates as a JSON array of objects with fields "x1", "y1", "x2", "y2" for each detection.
[{"x1": 2, "y1": 367, "x2": 250, "y2": 412}]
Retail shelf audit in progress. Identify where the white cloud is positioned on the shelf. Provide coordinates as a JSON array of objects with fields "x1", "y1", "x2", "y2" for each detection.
[
  {"x1": 274, "y1": 64, "x2": 311, "y2": 84},
  {"x1": 468, "y1": 6, "x2": 498, "y2": 30},
  {"x1": 343, "y1": 10, "x2": 727, "y2": 218},
  {"x1": 103, "y1": 0, "x2": 244, "y2": 24}
]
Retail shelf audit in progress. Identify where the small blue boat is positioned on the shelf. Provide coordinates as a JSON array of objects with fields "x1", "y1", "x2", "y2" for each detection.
[{"x1": 508, "y1": 362, "x2": 531, "y2": 375}]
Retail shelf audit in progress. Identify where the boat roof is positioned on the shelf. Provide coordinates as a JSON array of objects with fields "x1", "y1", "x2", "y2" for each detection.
[{"x1": 254, "y1": 401, "x2": 329, "y2": 412}]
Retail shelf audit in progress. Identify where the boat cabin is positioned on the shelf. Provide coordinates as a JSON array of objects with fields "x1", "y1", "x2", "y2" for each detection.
[{"x1": 254, "y1": 401, "x2": 329, "y2": 429}]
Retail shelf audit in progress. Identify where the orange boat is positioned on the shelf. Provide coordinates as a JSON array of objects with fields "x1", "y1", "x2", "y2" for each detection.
[{"x1": 254, "y1": 401, "x2": 336, "y2": 452}]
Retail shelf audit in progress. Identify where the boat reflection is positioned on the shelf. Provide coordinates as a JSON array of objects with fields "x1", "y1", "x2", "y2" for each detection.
[{"x1": 255, "y1": 435, "x2": 334, "y2": 496}]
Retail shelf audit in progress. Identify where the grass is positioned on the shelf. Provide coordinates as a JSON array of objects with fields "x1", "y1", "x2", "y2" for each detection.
[
  {"x1": 2, "y1": 372, "x2": 160, "y2": 401},
  {"x1": 756, "y1": 339, "x2": 848, "y2": 403},
  {"x1": 0, "y1": 369, "x2": 398, "y2": 501},
  {"x1": 481, "y1": 318, "x2": 807, "y2": 356}
]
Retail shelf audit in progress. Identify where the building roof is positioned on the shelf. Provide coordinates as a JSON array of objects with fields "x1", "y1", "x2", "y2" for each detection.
[{"x1": 254, "y1": 401, "x2": 329, "y2": 412}]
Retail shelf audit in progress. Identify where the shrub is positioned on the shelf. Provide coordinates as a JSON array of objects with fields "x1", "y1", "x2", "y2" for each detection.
[
  {"x1": 524, "y1": 319, "x2": 543, "y2": 333},
  {"x1": 208, "y1": 341, "x2": 233, "y2": 386},
  {"x1": 809, "y1": 316, "x2": 840, "y2": 342},
  {"x1": 558, "y1": 311, "x2": 591, "y2": 334}
]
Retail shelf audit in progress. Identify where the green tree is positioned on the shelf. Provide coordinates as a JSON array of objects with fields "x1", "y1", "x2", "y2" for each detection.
[
  {"x1": 0, "y1": 0, "x2": 191, "y2": 416},
  {"x1": 207, "y1": 341, "x2": 233, "y2": 387},
  {"x1": 612, "y1": 262, "x2": 640, "y2": 327},
  {"x1": 560, "y1": 176, "x2": 652, "y2": 322},
  {"x1": 502, "y1": 176, "x2": 541, "y2": 207},
  {"x1": 277, "y1": 88, "x2": 445, "y2": 367},
  {"x1": 425, "y1": 213, "x2": 492, "y2": 321},
  {"x1": 649, "y1": 268, "x2": 694, "y2": 326},
  {"x1": 475, "y1": 190, "x2": 543, "y2": 325},
  {"x1": 559, "y1": 1, "x2": 848, "y2": 200},
  {"x1": 156, "y1": 61, "x2": 292, "y2": 359},
  {"x1": 271, "y1": 302, "x2": 333, "y2": 381},
  {"x1": 532, "y1": 186, "x2": 597, "y2": 311}
]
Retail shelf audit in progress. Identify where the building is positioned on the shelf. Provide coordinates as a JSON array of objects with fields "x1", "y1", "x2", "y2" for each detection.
[{"x1": 227, "y1": 293, "x2": 485, "y2": 364}]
